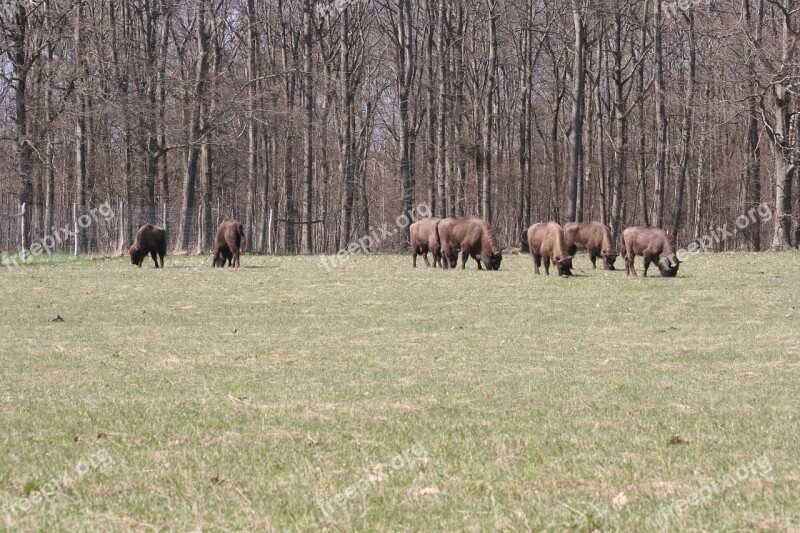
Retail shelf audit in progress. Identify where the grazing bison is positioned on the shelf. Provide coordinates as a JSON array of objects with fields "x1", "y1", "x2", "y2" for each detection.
[
  {"x1": 130, "y1": 224, "x2": 166, "y2": 268},
  {"x1": 410, "y1": 217, "x2": 442, "y2": 268},
  {"x1": 437, "y1": 217, "x2": 503, "y2": 270},
  {"x1": 619, "y1": 226, "x2": 679, "y2": 277},
  {"x1": 564, "y1": 221, "x2": 618, "y2": 270},
  {"x1": 527, "y1": 222, "x2": 573, "y2": 277},
  {"x1": 213, "y1": 219, "x2": 245, "y2": 268}
]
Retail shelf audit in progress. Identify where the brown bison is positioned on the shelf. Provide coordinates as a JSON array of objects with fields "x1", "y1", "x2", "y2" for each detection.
[
  {"x1": 213, "y1": 219, "x2": 245, "y2": 268},
  {"x1": 130, "y1": 224, "x2": 166, "y2": 268},
  {"x1": 564, "y1": 221, "x2": 618, "y2": 270},
  {"x1": 437, "y1": 217, "x2": 503, "y2": 270},
  {"x1": 527, "y1": 222, "x2": 573, "y2": 277},
  {"x1": 410, "y1": 217, "x2": 442, "y2": 268},
  {"x1": 619, "y1": 226, "x2": 679, "y2": 277}
]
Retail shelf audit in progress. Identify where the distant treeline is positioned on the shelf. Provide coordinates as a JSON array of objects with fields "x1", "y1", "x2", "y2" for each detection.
[{"x1": 1, "y1": 0, "x2": 798, "y2": 255}]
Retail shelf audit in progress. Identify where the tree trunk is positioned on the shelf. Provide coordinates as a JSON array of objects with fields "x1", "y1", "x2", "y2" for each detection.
[
  {"x1": 610, "y1": 11, "x2": 627, "y2": 239},
  {"x1": 398, "y1": 0, "x2": 415, "y2": 246},
  {"x1": 637, "y1": 1, "x2": 650, "y2": 226},
  {"x1": 178, "y1": 0, "x2": 209, "y2": 251},
  {"x1": 301, "y1": 0, "x2": 314, "y2": 254},
  {"x1": 481, "y1": 0, "x2": 498, "y2": 223},
  {"x1": 436, "y1": 0, "x2": 448, "y2": 218},
  {"x1": 339, "y1": 7, "x2": 355, "y2": 249},
  {"x1": 245, "y1": 0, "x2": 259, "y2": 249},
  {"x1": 770, "y1": 8, "x2": 793, "y2": 250},
  {"x1": 653, "y1": 0, "x2": 667, "y2": 228},
  {"x1": 670, "y1": 8, "x2": 696, "y2": 236},
  {"x1": 75, "y1": 0, "x2": 87, "y2": 255},
  {"x1": 567, "y1": 0, "x2": 585, "y2": 223}
]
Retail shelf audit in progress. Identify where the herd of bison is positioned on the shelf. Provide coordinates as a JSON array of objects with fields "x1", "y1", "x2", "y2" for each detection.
[
  {"x1": 128, "y1": 216, "x2": 680, "y2": 278},
  {"x1": 412, "y1": 217, "x2": 680, "y2": 277}
]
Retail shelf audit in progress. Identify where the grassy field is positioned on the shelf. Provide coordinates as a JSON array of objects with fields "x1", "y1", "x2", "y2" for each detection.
[{"x1": 0, "y1": 250, "x2": 798, "y2": 531}]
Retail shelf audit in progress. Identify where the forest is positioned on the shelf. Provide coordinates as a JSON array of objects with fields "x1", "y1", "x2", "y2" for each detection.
[{"x1": 1, "y1": 0, "x2": 799, "y2": 255}]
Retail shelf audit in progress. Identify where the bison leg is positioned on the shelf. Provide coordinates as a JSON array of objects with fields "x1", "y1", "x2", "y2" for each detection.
[
  {"x1": 150, "y1": 250, "x2": 160, "y2": 268},
  {"x1": 543, "y1": 255, "x2": 551, "y2": 276},
  {"x1": 643, "y1": 255, "x2": 652, "y2": 277},
  {"x1": 590, "y1": 251, "x2": 598, "y2": 270},
  {"x1": 626, "y1": 255, "x2": 637, "y2": 277},
  {"x1": 422, "y1": 251, "x2": 431, "y2": 268},
  {"x1": 532, "y1": 253, "x2": 541, "y2": 275},
  {"x1": 460, "y1": 250, "x2": 469, "y2": 270}
]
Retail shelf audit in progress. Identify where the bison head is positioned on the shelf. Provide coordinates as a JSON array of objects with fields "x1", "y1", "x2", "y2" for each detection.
[
  {"x1": 556, "y1": 255, "x2": 574, "y2": 277},
  {"x1": 485, "y1": 251, "x2": 503, "y2": 271},
  {"x1": 602, "y1": 252, "x2": 618, "y2": 271},
  {"x1": 129, "y1": 244, "x2": 145, "y2": 267},
  {"x1": 657, "y1": 253, "x2": 680, "y2": 277}
]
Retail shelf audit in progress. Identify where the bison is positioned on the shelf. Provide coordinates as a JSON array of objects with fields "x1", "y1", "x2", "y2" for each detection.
[
  {"x1": 410, "y1": 217, "x2": 442, "y2": 268},
  {"x1": 527, "y1": 222, "x2": 573, "y2": 277},
  {"x1": 130, "y1": 224, "x2": 166, "y2": 268},
  {"x1": 437, "y1": 217, "x2": 503, "y2": 270},
  {"x1": 619, "y1": 226, "x2": 680, "y2": 277},
  {"x1": 564, "y1": 221, "x2": 618, "y2": 270},
  {"x1": 213, "y1": 219, "x2": 245, "y2": 268}
]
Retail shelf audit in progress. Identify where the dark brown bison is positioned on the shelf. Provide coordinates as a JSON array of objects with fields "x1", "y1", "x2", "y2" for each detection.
[
  {"x1": 213, "y1": 219, "x2": 245, "y2": 268},
  {"x1": 527, "y1": 222, "x2": 573, "y2": 277},
  {"x1": 130, "y1": 224, "x2": 166, "y2": 268},
  {"x1": 437, "y1": 217, "x2": 503, "y2": 270},
  {"x1": 410, "y1": 217, "x2": 442, "y2": 268},
  {"x1": 564, "y1": 221, "x2": 618, "y2": 270},
  {"x1": 619, "y1": 226, "x2": 679, "y2": 277}
]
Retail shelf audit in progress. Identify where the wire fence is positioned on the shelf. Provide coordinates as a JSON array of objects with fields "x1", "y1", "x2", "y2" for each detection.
[{"x1": 0, "y1": 201, "x2": 252, "y2": 257}]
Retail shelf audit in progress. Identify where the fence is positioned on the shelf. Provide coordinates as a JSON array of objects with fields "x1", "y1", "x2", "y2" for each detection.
[{"x1": 0, "y1": 201, "x2": 256, "y2": 257}]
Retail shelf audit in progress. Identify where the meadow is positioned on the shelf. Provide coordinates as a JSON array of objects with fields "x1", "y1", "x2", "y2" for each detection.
[{"x1": 0, "y1": 251, "x2": 798, "y2": 531}]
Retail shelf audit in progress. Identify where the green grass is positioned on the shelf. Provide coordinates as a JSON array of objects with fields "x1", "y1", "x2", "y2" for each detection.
[{"x1": 1, "y1": 251, "x2": 799, "y2": 531}]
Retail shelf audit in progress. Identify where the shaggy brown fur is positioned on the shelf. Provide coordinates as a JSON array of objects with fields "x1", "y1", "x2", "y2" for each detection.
[
  {"x1": 213, "y1": 219, "x2": 245, "y2": 268},
  {"x1": 437, "y1": 217, "x2": 502, "y2": 270},
  {"x1": 619, "y1": 226, "x2": 679, "y2": 277},
  {"x1": 410, "y1": 218, "x2": 442, "y2": 268},
  {"x1": 564, "y1": 221, "x2": 618, "y2": 270},
  {"x1": 130, "y1": 224, "x2": 166, "y2": 268},
  {"x1": 527, "y1": 222, "x2": 573, "y2": 276}
]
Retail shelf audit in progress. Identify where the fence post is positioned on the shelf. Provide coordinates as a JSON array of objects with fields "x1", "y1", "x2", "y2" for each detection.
[
  {"x1": 162, "y1": 203, "x2": 168, "y2": 231},
  {"x1": 118, "y1": 200, "x2": 124, "y2": 255},
  {"x1": 267, "y1": 208, "x2": 273, "y2": 254},
  {"x1": 73, "y1": 203, "x2": 80, "y2": 256},
  {"x1": 20, "y1": 202, "x2": 28, "y2": 260}
]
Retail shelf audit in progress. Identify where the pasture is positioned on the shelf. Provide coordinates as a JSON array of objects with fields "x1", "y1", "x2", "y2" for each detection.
[{"x1": 0, "y1": 251, "x2": 798, "y2": 531}]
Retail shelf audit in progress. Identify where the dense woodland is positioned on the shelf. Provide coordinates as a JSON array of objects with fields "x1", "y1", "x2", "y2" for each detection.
[{"x1": 1, "y1": 0, "x2": 799, "y2": 256}]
